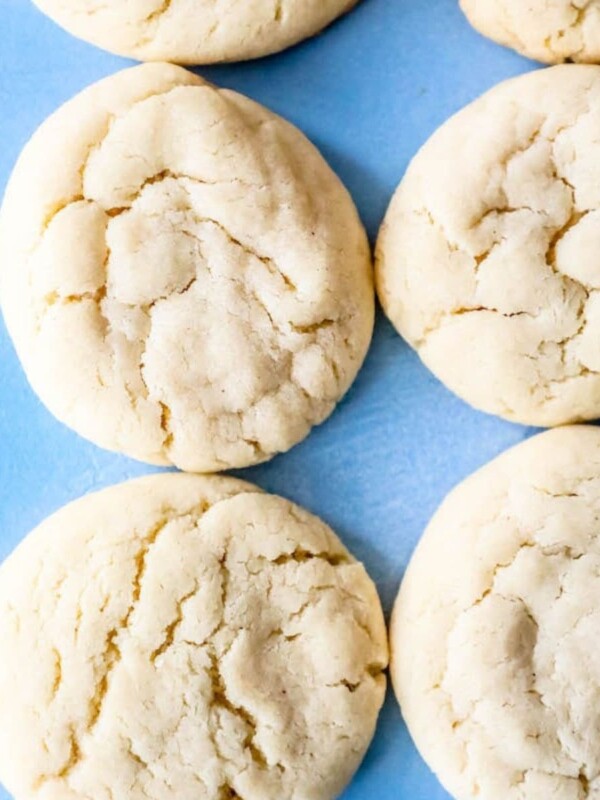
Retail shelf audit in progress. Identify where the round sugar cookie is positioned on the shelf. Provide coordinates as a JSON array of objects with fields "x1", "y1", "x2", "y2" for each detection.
[
  {"x1": 0, "y1": 473, "x2": 388, "y2": 800},
  {"x1": 461, "y1": 0, "x2": 600, "y2": 65},
  {"x1": 376, "y1": 65, "x2": 600, "y2": 427},
  {"x1": 0, "y1": 63, "x2": 373, "y2": 472},
  {"x1": 391, "y1": 425, "x2": 600, "y2": 800},
  {"x1": 31, "y1": 0, "x2": 359, "y2": 64}
]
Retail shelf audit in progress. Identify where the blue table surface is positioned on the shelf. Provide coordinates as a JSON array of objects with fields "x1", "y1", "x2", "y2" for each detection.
[{"x1": 0, "y1": 2, "x2": 544, "y2": 798}]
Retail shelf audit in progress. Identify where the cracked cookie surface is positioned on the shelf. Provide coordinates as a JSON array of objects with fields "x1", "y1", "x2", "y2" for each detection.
[
  {"x1": 30, "y1": 0, "x2": 360, "y2": 64},
  {"x1": 391, "y1": 426, "x2": 600, "y2": 800},
  {"x1": 376, "y1": 65, "x2": 600, "y2": 426},
  {"x1": 460, "y1": 0, "x2": 600, "y2": 64},
  {"x1": 0, "y1": 63, "x2": 373, "y2": 471},
  {"x1": 0, "y1": 473, "x2": 388, "y2": 800}
]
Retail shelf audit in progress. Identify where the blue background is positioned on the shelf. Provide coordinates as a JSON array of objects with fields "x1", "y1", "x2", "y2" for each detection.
[{"x1": 0, "y1": 2, "x2": 543, "y2": 798}]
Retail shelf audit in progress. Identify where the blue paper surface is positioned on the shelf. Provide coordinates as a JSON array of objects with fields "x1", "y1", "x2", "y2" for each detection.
[{"x1": 0, "y1": 2, "x2": 543, "y2": 798}]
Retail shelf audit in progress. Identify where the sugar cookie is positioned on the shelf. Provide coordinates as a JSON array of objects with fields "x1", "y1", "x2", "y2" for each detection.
[
  {"x1": 0, "y1": 473, "x2": 388, "y2": 800},
  {"x1": 31, "y1": 0, "x2": 359, "y2": 64},
  {"x1": 377, "y1": 65, "x2": 600, "y2": 427},
  {"x1": 461, "y1": 0, "x2": 600, "y2": 64},
  {"x1": 0, "y1": 64, "x2": 373, "y2": 471},
  {"x1": 391, "y1": 425, "x2": 600, "y2": 800}
]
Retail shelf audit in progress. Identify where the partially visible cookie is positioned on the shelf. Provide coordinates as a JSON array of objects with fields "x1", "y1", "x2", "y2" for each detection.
[
  {"x1": 391, "y1": 425, "x2": 600, "y2": 800},
  {"x1": 0, "y1": 473, "x2": 388, "y2": 800},
  {"x1": 460, "y1": 0, "x2": 600, "y2": 64},
  {"x1": 0, "y1": 63, "x2": 373, "y2": 472},
  {"x1": 376, "y1": 65, "x2": 600, "y2": 427},
  {"x1": 31, "y1": 0, "x2": 359, "y2": 64}
]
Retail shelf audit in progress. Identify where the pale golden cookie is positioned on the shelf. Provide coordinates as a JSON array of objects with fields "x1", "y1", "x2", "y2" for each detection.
[
  {"x1": 392, "y1": 426, "x2": 600, "y2": 800},
  {"x1": 377, "y1": 65, "x2": 600, "y2": 427},
  {"x1": 0, "y1": 473, "x2": 388, "y2": 800},
  {"x1": 0, "y1": 63, "x2": 373, "y2": 471},
  {"x1": 461, "y1": 0, "x2": 600, "y2": 65},
  {"x1": 32, "y1": 0, "x2": 360, "y2": 64}
]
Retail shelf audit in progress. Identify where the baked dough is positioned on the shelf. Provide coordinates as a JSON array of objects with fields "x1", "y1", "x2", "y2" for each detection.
[
  {"x1": 31, "y1": 0, "x2": 360, "y2": 64},
  {"x1": 0, "y1": 473, "x2": 388, "y2": 800},
  {"x1": 0, "y1": 63, "x2": 373, "y2": 471},
  {"x1": 391, "y1": 425, "x2": 600, "y2": 800},
  {"x1": 461, "y1": 0, "x2": 600, "y2": 64},
  {"x1": 376, "y1": 65, "x2": 600, "y2": 427}
]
